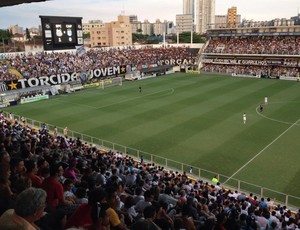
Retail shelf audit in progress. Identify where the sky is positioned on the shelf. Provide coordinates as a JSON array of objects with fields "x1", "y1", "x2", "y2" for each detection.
[{"x1": 0, "y1": 0, "x2": 299, "y2": 29}]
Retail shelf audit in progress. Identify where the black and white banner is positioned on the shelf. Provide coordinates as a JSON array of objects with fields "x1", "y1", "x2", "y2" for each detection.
[{"x1": 4, "y1": 65, "x2": 127, "y2": 90}]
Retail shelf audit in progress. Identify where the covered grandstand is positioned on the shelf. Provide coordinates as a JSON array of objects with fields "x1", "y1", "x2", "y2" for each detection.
[{"x1": 200, "y1": 25, "x2": 300, "y2": 80}]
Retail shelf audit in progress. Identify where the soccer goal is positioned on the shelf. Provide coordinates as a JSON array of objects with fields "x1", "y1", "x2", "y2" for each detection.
[{"x1": 99, "y1": 77, "x2": 123, "y2": 89}]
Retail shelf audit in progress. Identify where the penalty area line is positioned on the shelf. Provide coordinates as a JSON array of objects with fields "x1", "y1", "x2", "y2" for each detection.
[{"x1": 223, "y1": 117, "x2": 300, "y2": 185}]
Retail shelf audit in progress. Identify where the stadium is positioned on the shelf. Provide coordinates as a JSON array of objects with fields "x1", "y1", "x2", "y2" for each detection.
[{"x1": 1, "y1": 1, "x2": 300, "y2": 230}]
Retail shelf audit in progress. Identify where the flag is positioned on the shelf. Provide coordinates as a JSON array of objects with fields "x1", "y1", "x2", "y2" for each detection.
[
  {"x1": 9, "y1": 68, "x2": 23, "y2": 79},
  {"x1": 76, "y1": 45, "x2": 86, "y2": 57}
]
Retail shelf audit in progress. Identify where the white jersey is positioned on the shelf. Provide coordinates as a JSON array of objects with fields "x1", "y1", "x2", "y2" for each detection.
[{"x1": 243, "y1": 113, "x2": 247, "y2": 124}]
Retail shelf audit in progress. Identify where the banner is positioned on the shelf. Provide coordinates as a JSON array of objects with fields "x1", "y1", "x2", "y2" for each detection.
[
  {"x1": 157, "y1": 58, "x2": 194, "y2": 66},
  {"x1": 4, "y1": 65, "x2": 127, "y2": 90},
  {"x1": 76, "y1": 45, "x2": 86, "y2": 57}
]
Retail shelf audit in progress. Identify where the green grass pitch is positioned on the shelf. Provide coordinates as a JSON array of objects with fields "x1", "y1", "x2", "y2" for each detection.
[{"x1": 4, "y1": 73, "x2": 300, "y2": 207}]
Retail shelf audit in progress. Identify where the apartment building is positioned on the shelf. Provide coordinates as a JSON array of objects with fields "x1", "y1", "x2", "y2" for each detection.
[
  {"x1": 195, "y1": 0, "x2": 215, "y2": 34},
  {"x1": 83, "y1": 20, "x2": 104, "y2": 34},
  {"x1": 176, "y1": 14, "x2": 194, "y2": 33},
  {"x1": 90, "y1": 16, "x2": 132, "y2": 47}
]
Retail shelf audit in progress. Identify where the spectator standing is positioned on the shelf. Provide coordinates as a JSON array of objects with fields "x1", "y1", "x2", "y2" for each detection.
[
  {"x1": 63, "y1": 127, "x2": 68, "y2": 137},
  {"x1": 9, "y1": 113, "x2": 13, "y2": 121},
  {"x1": 212, "y1": 175, "x2": 219, "y2": 184},
  {"x1": 54, "y1": 126, "x2": 58, "y2": 137}
]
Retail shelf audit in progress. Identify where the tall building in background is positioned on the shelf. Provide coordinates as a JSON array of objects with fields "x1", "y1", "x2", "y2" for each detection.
[
  {"x1": 215, "y1": 7, "x2": 241, "y2": 29},
  {"x1": 90, "y1": 15, "x2": 132, "y2": 47},
  {"x1": 83, "y1": 20, "x2": 104, "y2": 34},
  {"x1": 176, "y1": 14, "x2": 194, "y2": 33},
  {"x1": 214, "y1": 15, "x2": 227, "y2": 28},
  {"x1": 195, "y1": 0, "x2": 215, "y2": 34},
  {"x1": 131, "y1": 21, "x2": 142, "y2": 34},
  {"x1": 291, "y1": 14, "x2": 300, "y2": 25},
  {"x1": 227, "y1": 6, "x2": 237, "y2": 28},
  {"x1": 129, "y1": 15, "x2": 138, "y2": 23},
  {"x1": 183, "y1": 0, "x2": 195, "y2": 22},
  {"x1": 141, "y1": 20, "x2": 153, "y2": 35},
  {"x1": 8, "y1": 24, "x2": 24, "y2": 35},
  {"x1": 153, "y1": 19, "x2": 168, "y2": 36}
]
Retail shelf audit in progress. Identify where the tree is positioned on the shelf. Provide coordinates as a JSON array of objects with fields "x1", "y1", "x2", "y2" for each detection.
[
  {"x1": 33, "y1": 35, "x2": 43, "y2": 40},
  {"x1": 83, "y1": 32, "x2": 90, "y2": 39},
  {"x1": 168, "y1": 32, "x2": 206, "y2": 43},
  {"x1": 0, "y1": 29, "x2": 11, "y2": 45},
  {"x1": 132, "y1": 33, "x2": 149, "y2": 44},
  {"x1": 25, "y1": 28, "x2": 31, "y2": 40}
]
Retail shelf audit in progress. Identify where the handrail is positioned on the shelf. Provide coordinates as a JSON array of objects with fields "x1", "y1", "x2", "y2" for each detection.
[{"x1": 3, "y1": 111, "x2": 300, "y2": 210}]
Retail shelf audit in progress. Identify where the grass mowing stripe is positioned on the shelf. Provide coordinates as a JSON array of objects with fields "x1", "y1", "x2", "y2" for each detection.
[
  {"x1": 223, "y1": 117, "x2": 300, "y2": 185},
  {"x1": 51, "y1": 97, "x2": 99, "y2": 109},
  {"x1": 3, "y1": 73, "x2": 300, "y2": 203},
  {"x1": 95, "y1": 88, "x2": 174, "y2": 109}
]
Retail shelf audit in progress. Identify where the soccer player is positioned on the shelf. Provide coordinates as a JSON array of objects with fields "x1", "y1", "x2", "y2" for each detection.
[
  {"x1": 264, "y1": 96, "x2": 268, "y2": 105},
  {"x1": 243, "y1": 113, "x2": 247, "y2": 124},
  {"x1": 259, "y1": 104, "x2": 263, "y2": 112}
]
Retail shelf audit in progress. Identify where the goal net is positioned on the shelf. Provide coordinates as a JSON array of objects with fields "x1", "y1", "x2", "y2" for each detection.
[{"x1": 99, "y1": 77, "x2": 123, "y2": 89}]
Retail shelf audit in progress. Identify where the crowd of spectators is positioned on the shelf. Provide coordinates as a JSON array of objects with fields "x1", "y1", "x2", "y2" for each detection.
[
  {"x1": 203, "y1": 36, "x2": 300, "y2": 55},
  {"x1": 201, "y1": 36, "x2": 300, "y2": 77},
  {"x1": 0, "y1": 111, "x2": 300, "y2": 230},
  {"x1": 202, "y1": 64, "x2": 299, "y2": 77},
  {"x1": 0, "y1": 46, "x2": 196, "y2": 82}
]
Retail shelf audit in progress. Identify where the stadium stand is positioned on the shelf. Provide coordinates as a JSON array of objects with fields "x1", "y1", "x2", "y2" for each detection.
[
  {"x1": 0, "y1": 45, "x2": 197, "y2": 107},
  {"x1": 0, "y1": 111, "x2": 300, "y2": 230},
  {"x1": 1, "y1": 43, "x2": 300, "y2": 229},
  {"x1": 201, "y1": 26, "x2": 300, "y2": 79},
  {"x1": 0, "y1": 46, "x2": 197, "y2": 81}
]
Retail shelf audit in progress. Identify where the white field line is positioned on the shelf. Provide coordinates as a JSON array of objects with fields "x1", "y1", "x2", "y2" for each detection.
[
  {"x1": 255, "y1": 102, "x2": 300, "y2": 126},
  {"x1": 52, "y1": 88, "x2": 174, "y2": 110},
  {"x1": 223, "y1": 117, "x2": 300, "y2": 184}
]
